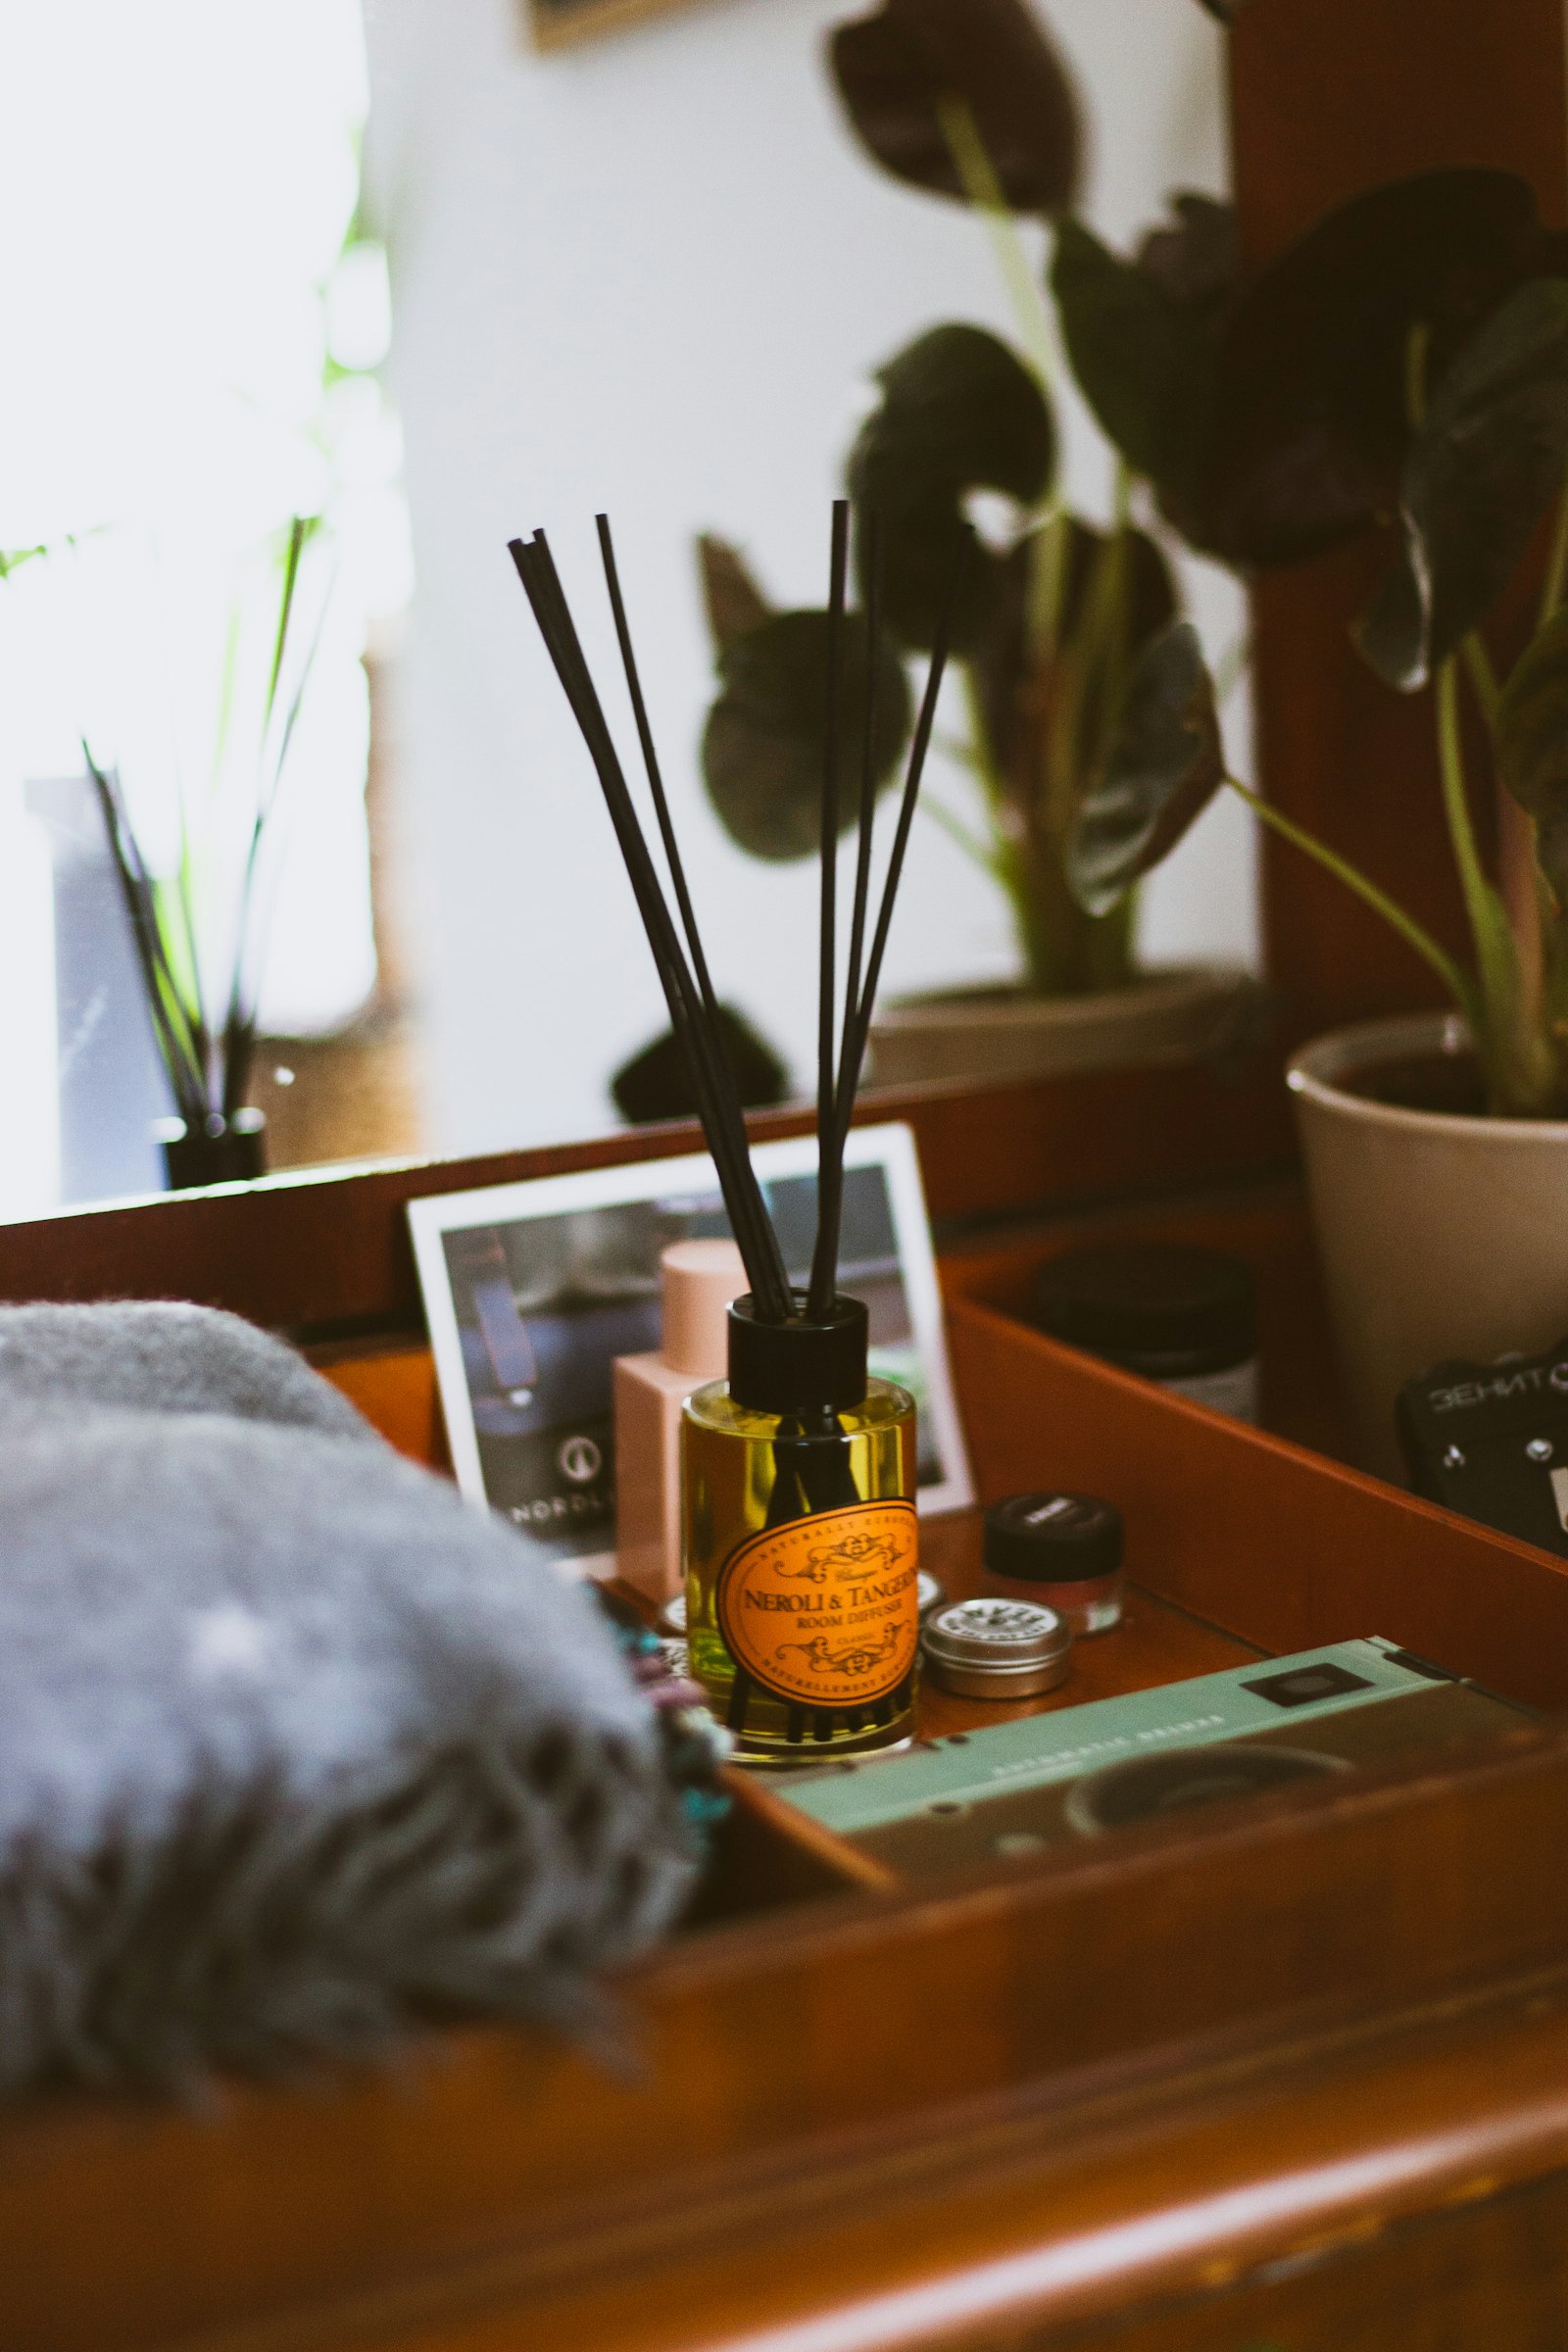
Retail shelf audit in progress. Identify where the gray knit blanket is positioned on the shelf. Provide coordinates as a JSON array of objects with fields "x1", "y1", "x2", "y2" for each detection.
[{"x1": 0, "y1": 1302, "x2": 697, "y2": 2096}]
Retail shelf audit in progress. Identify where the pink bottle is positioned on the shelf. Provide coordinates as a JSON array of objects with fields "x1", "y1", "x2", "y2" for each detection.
[{"x1": 613, "y1": 1238, "x2": 746, "y2": 1602}]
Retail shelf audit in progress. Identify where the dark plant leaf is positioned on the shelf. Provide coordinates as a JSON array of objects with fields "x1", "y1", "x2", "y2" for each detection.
[
  {"x1": 612, "y1": 1004, "x2": 789, "y2": 1125},
  {"x1": 703, "y1": 609, "x2": 913, "y2": 862},
  {"x1": 828, "y1": 0, "x2": 1082, "y2": 215},
  {"x1": 696, "y1": 535, "x2": 774, "y2": 651},
  {"x1": 847, "y1": 322, "x2": 1054, "y2": 651},
  {"x1": 1052, "y1": 205, "x2": 1236, "y2": 512},
  {"x1": 1495, "y1": 606, "x2": 1568, "y2": 906},
  {"x1": 1192, "y1": 0, "x2": 1250, "y2": 18},
  {"x1": 1137, "y1": 191, "x2": 1240, "y2": 307},
  {"x1": 969, "y1": 517, "x2": 1179, "y2": 786},
  {"x1": 1357, "y1": 278, "x2": 1568, "y2": 690},
  {"x1": 1065, "y1": 620, "x2": 1224, "y2": 914},
  {"x1": 1202, "y1": 169, "x2": 1568, "y2": 566}
]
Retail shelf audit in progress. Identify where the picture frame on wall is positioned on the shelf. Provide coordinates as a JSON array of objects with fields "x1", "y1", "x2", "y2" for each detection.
[
  {"x1": 523, "y1": 0, "x2": 727, "y2": 54},
  {"x1": 408, "y1": 1121, "x2": 974, "y2": 1579}
]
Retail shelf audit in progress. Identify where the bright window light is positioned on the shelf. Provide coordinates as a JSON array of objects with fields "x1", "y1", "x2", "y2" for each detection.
[{"x1": 0, "y1": 0, "x2": 412, "y2": 1206}]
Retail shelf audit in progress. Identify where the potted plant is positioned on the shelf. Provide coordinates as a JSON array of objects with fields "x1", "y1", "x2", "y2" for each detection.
[
  {"x1": 1059, "y1": 161, "x2": 1568, "y2": 1474},
  {"x1": 696, "y1": 0, "x2": 1251, "y2": 1089},
  {"x1": 82, "y1": 515, "x2": 328, "y2": 1190}
]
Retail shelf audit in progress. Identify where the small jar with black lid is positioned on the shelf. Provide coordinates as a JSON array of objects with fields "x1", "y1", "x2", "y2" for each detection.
[
  {"x1": 983, "y1": 1492, "x2": 1125, "y2": 1634},
  {"x1": 1033, "y1": 1245, "x2": 1259, "y2": 1423}
]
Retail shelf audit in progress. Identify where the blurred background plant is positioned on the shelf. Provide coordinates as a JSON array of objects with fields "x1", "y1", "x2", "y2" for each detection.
[
  {"x1": 1064, "y1": 164, "x2": 1568, "y2": 1119},
  {"x1": 698, "y1": 0, "x2": 1240, "y2": 1005},
  {"x1": 82, "y1": 514, "x2": 332, "y2": 1171}
]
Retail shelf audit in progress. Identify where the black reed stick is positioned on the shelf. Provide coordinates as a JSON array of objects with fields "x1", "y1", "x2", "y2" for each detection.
[
  {"x1": 511, "y1": 531, "x2": 791, "y2": 1319},
  {"x1": 511, "y1": 513, "x2": 963, "y2": 1342},
  {"x1": 593, "y1": 514, "x2": 790, "y2": 1311},
  {"x1": 834, "y1": 528, "x2": 971, "y2": 1151},
  {"x1": 840, "y1": 507, "x2": 884, "y2": 1099},
  {"x1": 807, "y1": 503, "x2": 852, "y2": 1320},
  {"x1": 808, "y1": 509, "x2": 884, "y2": 1314}
]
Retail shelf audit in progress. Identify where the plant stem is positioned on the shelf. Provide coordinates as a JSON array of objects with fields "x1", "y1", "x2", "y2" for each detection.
[
  {"x1": 1461, "y1": 633, "x2": 1501, "y2": 732},
  {"x1": 919, "y1": 791, "x2": 1007, "y2": 876},
  {"x1": 1541, "y1": 473, "x2": 1568, "y2": 629},
  {"x1": 936, "y1": 96, "x2": 1057, "y2": 399},
  {"x1": 1436, "y1": 659, "x2": 1516, "y2": 1024},
  {"x1": 1223, "y1": 775, "x2": 1480, "y2": 1025},
  {"x1": 1403, "y1": 320, "x2": 1431, "y2": 430}
]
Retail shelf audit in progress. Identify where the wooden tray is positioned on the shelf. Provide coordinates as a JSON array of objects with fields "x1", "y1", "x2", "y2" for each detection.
[
  {"x1": 6, "y1": 1065, "x2": 1568, "y2": 2348},
  {"x1": 9, "y1": 1193, "x2": 1568, "y2": 2350}
]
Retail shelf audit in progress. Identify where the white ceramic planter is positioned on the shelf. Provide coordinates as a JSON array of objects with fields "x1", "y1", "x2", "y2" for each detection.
[
  {"x1": 867, "y1": 965, "x2": 1253, "y2": 1091},
  {"x1": 1288, "y1": 1011, "x2": 1568, "y2": 1482}
]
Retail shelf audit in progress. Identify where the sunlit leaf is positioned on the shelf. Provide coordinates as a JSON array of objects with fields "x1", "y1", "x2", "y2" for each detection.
[
  {"x1": 828, "y1": 0, "x2": 1082, "y2": 215},
  {"x1": 1357, "y1": 278, "x2": 1568, "y2": 689},
  {"x1": 1066, "y1": 621, "x2": 1224, "y2": 913},
  {"x1": 847, "y1": 322, "x2": 1054, "y2": 650},
  {"x1": 1495, "y1": 606, "x2": 1568, "y2": 905},
  {"x1": 703, "y1": 609, "x2": 913, "y2": 861},
  {"x1": 1204, "y1": 169, "x2": 1568, "y2": 565},
  {"x1": 696, "y1": 534, "x2": 774, "y2": 650}
]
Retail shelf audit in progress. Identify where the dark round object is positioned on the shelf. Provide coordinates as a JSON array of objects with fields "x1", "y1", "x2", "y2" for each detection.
[
  {"x1": 726, "y1": 1292, "x2": 868, "y2": 1415},
  {"x1": 1033, "y1": 1245, "x2": 1255, "y2": 1379},
  {"x1": 611, "y1": 1004, "x2": 788, "y2": 1126},
  {"x1": 984, "y1": 1492, "x2": 1123, "y2": 1586},
  {"x1": 1062, "y1": 1742, "x2": 1345, "y2": 1837},
  {"x1": 160, "y1": 1109, "x2": 267, "y2": 1192}
]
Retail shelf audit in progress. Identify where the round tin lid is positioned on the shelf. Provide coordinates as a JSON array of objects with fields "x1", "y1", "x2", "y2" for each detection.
[
  {"x1": 921, "y1": 1595, "x2": 1071, "y2": 1678},
  {"x1": 916, "y1": 1570, "x2": 947, "y2": 1619}
]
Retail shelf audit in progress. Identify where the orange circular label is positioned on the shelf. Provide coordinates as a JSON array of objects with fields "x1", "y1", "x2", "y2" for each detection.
[{"x1": 715, "y1": 1500, "x2": 919, "y2": 1708}]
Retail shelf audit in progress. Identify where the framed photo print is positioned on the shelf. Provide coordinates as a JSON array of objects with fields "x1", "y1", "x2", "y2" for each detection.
[{"x1": 408, "y1": 1121, "x2": 973, "y2": 1578}]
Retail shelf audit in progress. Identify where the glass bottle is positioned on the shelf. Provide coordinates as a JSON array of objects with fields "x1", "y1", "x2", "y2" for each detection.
[{"x1": 682, "y1": 1292, "x2": 920, "y2": 1765}]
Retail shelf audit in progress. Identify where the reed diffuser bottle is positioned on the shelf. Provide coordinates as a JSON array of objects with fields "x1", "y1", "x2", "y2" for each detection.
[
  {"x1": 511, "y1": 497, "x2": 965, "y2": 1770},
  {"x1": 684, "y1": 1297, "x2": 918, "y2": 1761}
]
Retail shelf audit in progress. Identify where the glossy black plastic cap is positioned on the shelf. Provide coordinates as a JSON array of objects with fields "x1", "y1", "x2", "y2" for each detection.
[
  {"x1": 984, "y1": 1492, "x2": 1124, "y2": 1585},
  {"x1": 727, "y1": 1292, "x2": 869, "y2": 1415}
]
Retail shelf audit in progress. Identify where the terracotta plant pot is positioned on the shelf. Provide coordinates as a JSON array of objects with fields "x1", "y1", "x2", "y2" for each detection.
[
  {"x1": 1288, "y1": 1011, "x2": 1568, "y2": 1482},
  {"x1": 866, "y1": 966, "x2": 1254, "y2": 1091}
]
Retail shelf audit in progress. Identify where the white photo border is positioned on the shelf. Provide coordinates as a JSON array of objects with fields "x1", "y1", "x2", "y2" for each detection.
[{"x1": 408, "y1": 1120, "x2": 973, "y2": 1576}]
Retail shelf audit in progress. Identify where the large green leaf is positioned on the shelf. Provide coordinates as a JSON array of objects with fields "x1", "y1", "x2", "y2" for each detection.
[
  {"x1": 1051, "y1": 200, "x2": 1236, "y2": 516},
  {"x1": 1065, "y1": 621, "x2": 1224, "y2": 914},
  {"x1": 1357, "y1": 279, "x2": 1568, "y2": 689},
  {"x1": 703, "y1": 609, "x2": 913, "y2": 862},
  {"x1": 1202, "y1": 169, "x2": 1568, "y2": 566},
  {"x1": 828, "y1": 0, "x2": 1081, "y2": 215},
  {"x1": 847, "y1": 322, "x2": 1054, "y2": 651},
  {"x1": 1495, "y1": 606, "x2": 1568, "y2": 906}
]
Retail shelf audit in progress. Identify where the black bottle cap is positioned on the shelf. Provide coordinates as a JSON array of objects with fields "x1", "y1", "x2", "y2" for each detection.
[
  {"x1": 984, "y1": 1492, "x2": 1124, "y2": 1586},
  {"x1": 1033, "y1": 1245, "x2": 1255, "y2": 1378},
  {"x1": 727, "y1": 1292, "x2": 869, "y2": 1415}
]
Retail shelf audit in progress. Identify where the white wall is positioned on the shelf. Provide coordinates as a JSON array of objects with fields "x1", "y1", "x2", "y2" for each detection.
[{"x1": 364, "y1": 0, "x2": 1255, "y2": 1158}]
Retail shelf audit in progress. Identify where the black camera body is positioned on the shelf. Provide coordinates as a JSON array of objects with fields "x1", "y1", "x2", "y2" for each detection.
[{"x1": 1396, "y1": 1338, "x2": 1568, "y2": 1555}]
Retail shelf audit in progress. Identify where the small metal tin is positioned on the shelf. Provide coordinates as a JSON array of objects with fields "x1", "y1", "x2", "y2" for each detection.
[
  {"x1": 920, "y1": 1596, "x2": 1071, "y2": 1699},
  {"x1": 916, "y1": 1570, "x2": 946, "y2": 1620},
  {"x1": 659, "y1": 1592, "x2": 688, "y2": 1636}
]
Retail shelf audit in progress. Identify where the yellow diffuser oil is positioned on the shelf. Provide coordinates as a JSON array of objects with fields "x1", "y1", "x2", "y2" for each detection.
[{"x1": 682, "y1": 1292, "x2": 920, "y2": 1764}]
